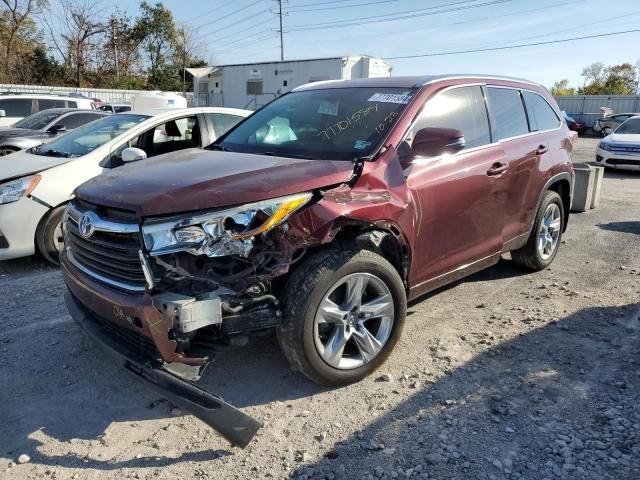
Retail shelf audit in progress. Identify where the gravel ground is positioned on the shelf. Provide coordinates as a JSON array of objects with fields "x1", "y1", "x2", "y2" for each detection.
[{"x1": 1, "y1": 137, "x2": 639, "y2": 480}]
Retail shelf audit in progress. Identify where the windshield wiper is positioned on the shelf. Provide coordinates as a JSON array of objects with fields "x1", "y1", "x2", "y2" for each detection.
[
  {"x1": 255, "y1": 151, "x2": 321, "y2": 160},
  {"x1": 40, "y1": 149, "x2": 74, "y2": 158},
  {"x1": 208, "y1": 144, "x2": 232, "y2": 152}
]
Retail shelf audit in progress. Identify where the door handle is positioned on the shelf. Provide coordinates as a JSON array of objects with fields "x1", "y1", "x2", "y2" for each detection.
[
  {"x1": 536, "y1": 144, "x2": 549, "y2": 155},
  {"x1": 486, "y1": 162, "x2": 508, "y2": 176}
]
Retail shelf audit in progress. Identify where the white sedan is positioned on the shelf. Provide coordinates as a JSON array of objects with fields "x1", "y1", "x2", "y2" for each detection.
[
  {"x1": 595, "y1": 116, "x2": 640, "y2": 172},
  {"x1": 0, "y1": 107, "x2": 251, "y2": 263}
]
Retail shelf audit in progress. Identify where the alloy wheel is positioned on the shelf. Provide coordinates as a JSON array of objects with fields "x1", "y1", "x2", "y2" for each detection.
[
  {"x1": 538, "y1": 203, "x2": 561, "y2": 260},
  {"x1": 314, "y1": 272, "x2": 394, "y2": 370}
]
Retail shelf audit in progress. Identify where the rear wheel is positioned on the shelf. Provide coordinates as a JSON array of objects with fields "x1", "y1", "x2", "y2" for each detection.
[
  {"x1": 277, "y1": 249, "x2": 406, "y2": 385},
  {"x1": 35, "y1": 205, "x2": 66, "y2": 265},
  {"x1": 0, "y1": 147, "x2": 20, "y2": 156},
  {"x1": 511, "y1": 190, "x2": 564, "y2": 271}
]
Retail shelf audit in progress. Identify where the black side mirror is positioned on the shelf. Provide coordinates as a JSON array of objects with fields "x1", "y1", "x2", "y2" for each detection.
[
  {"x1": 48, "y1": 124, "x2": 66, "y2": 134},
  {"x1": 412, "y1": 127, "x2": 465, "y2": 157}
]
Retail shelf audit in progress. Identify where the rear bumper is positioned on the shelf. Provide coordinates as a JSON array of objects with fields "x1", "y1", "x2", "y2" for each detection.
[{"x1": 65, "y1": 290, "x2": 261, "y2": 448}]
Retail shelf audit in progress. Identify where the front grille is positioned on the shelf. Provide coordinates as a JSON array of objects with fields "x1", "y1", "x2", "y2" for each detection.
[
  {"x1": 606, "y1": 158, "x2": 640, "y2": 166},
  {"x1": 65, "y1": 201, "x2": 147, "y2": 292},
  {"x1": 78, "y1": 295, "x2": 159, "y2": 360},
  {"x1": 609, "y1": 144, "x2": 640, "y2": 154}
]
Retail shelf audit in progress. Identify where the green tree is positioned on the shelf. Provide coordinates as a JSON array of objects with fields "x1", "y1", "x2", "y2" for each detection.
[
  {"x1": 577, "y1": 62, "x2": 638, "y2": 95},
  {"x1": 135, "y1": 1, "x2": 176, "y2": 89},
  {"x1": 550, "y1": 79, "x2": 575, "y2": 96}
]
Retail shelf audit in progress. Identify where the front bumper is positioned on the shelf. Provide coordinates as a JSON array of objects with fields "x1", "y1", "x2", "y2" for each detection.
[
  {"x1": 0, "y1": 196, "x2": 49, "y2": 260},
  {"x1": 61, "y1": 251, "x2": 261, "y2": 447},
  {"x1": 595, "y1": 148, "x2": 640, "y2": 171},
  {"x1": 64, "y1": 290, "x2": 261, "y2": 448}
]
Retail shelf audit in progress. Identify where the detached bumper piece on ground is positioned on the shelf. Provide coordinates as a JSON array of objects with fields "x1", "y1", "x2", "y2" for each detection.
[{"x1": 64, "y1": 292, "x2": 261, "y2": 448}]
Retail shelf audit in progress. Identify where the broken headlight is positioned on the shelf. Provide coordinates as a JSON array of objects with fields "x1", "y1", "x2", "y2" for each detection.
[{"x1": 142, "y1": 192, "x2": 313, "y2": 257}]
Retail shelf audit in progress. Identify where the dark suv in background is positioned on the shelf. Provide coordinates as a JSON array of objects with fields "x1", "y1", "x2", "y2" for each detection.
[{"x1": 61, "y1": 75, "x2": 575, "y2": 446}]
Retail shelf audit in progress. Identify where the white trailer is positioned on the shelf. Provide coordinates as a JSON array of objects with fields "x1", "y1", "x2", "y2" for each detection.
[{"x1": 188, "y1": 56, "x2": 392, "y2": 110}]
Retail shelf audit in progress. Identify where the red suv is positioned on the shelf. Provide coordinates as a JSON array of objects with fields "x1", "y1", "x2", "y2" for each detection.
[{"x1": 61, "y1": 75, "x2": 575, "y2": 446}]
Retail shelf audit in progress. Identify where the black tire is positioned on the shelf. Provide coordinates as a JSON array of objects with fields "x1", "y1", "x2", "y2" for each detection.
[
  {"x1": 35, "y1": 205, "x2": 67, "y2": 266},
  {"x1": 277, "y1": 248, "x2": 406, "y2": 386},
  {"x1": 0, "y1": 146, "x2": 20, "y2": 156},
  {"x1": 511, "y1": 190, "x2": 564, "y2": 271}
]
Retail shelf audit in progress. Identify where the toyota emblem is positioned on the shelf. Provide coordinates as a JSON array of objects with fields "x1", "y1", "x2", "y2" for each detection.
[{"x1": 78, "y1": 211, "x2": 98, "y2": 239}]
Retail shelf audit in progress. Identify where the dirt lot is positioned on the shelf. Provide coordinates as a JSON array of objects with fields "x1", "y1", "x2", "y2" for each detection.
[{"x1": 1, "y1": 137, "x2": 639, "y2": 480}]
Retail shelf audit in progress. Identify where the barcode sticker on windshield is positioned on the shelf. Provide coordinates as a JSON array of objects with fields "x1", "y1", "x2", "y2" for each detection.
[
  {"x1": 368, "y1": 93, "x2": 413, "y2": 104},
  {"x1": 318, "y1": 101, "x2": 339, "y2": 116}
]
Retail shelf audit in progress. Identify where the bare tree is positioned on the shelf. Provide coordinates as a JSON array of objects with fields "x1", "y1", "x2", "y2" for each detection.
[
  {"x1": 42, "y1": 0, "x2": 106, "y2": 86},
  {"x1": 1, "y1": 0, "x2": 47, "y2": 75},
  {"x1": 174, "y1": 22, "x2": 207, "y2": 95}
]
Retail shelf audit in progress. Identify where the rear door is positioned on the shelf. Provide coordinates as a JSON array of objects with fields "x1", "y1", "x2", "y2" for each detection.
[
  {"x1": 485, "y1": 86, "x2": 539, "y2": 246},
  {"x1": 405, "y1": 85, "x2": 508, "y2": 286}
]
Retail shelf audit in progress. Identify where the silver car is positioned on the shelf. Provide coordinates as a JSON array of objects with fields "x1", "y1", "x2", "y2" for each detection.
[
  {"x1": 593, "y1": 112, "x2": 640, "y2": 136},
  {"x1": 0, "y1": 109, "x2": 109, "y2": 156}
]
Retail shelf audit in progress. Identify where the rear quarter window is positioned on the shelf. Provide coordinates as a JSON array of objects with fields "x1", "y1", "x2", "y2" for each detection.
[
  {"x1": 524, "y1": 92, "x2": 561, "y2": 132},
  {"x1": 0, "y1": 98, "x2": 33, "y2": 117},
  {"x1": 486, "y1": 87, "x2": 529, "y2": 141}
]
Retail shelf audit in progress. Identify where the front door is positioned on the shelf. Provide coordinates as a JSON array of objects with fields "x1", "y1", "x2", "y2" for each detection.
[{"x1": 403, "y1": 85, "x2": 508, "y2": 288}]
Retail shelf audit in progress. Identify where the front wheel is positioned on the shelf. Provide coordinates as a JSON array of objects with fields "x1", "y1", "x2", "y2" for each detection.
[
  {"x1": 35, "y1": 205, "x2": 67, "y2": 265},
  {"x1": 277, "y1": 249, "x2": 406, "y2": 385},
  {"x1": 511, "y1": 190, "x2": 564, "y2": 271}
]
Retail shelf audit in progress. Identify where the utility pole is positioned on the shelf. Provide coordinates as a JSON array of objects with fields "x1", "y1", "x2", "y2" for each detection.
[
  {"x1": 276, "y1": 0, "x2": 285, "y2": 61},
  {"x1": 111, "y1": 20, "x2": 119, "y2": 77}
]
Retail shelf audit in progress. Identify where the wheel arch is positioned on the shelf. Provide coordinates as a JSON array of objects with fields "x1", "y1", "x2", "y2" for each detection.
[
  {"x1": 329, "y1": 221, "x2": 412, "y2": 290},
  {"x1": 533, "y1": 173, "x2": 572, "y2": 233}
]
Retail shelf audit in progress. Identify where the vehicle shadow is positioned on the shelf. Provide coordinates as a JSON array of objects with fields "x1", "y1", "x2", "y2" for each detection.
[
  {"x1": 597, "y1": 221, "x2": 640, "y2": 236},
  {"x1": 288, "y1": 303, "x2": 640, "y2": 479}
]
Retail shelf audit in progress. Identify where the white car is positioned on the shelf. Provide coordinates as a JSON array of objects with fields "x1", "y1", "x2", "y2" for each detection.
[
  {"x1": 0, "y1": 107, "x2": 251, "y2": 263},
  {"x1": 595, "y1": 116, "x2": 640, "y2": 171},
  {"x1": 0, "y1": 93, "x2": 94, "y2": 127}
]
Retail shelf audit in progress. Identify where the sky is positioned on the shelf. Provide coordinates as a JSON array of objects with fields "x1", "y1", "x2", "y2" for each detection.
[{"x1": 121, "y1": 0, "x2": 640, "y2": 89}]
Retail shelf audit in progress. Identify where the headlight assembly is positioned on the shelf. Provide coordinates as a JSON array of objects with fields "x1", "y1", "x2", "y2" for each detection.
[
  {"x1": 142, "y1": 192, "x2": 313, "y2": 257},
  {"x1": 0, "y1": 175, "x2": 41, "y2": 205},
  {"x1": 598, "y1": 142, "x2": 612, "y2": 152}
]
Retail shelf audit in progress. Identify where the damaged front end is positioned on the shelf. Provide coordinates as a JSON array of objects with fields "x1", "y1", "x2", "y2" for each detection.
[
  {"x1": 62, "y1": 193, "x2": 315, "y2": 448},
  {"x1": 140, "y1": 192, "x2": 314, "y2": 360}
]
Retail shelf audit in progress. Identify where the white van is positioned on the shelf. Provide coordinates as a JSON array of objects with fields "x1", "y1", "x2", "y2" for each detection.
[{"x1": 0, "y1": 94, "x2": 94, "y2": 127}]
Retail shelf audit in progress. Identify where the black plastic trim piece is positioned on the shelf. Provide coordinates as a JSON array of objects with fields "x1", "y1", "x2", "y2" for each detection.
[{"x1": 64, "y1": 291, "x2": 261, "y2": 448}]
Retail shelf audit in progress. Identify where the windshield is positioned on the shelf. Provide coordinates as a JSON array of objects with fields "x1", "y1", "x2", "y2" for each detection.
[
  {"x1": 615, "y1": 118, "x2": 640, "y2": 134},
  {"x1": 32, "y1": 113, "x2": 148, "y2": 158},
  {"x1": 13, "y1": 110, "x2": 63, "y2": 130},
  {"x1": 214, "y1": 87, "x2": 417, "y2": 160}
]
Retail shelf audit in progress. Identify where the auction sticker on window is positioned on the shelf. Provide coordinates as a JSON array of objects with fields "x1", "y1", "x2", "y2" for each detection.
[
  {"x1": 317, "y1": 100, "x2": 339, "y2": 116},
  {"x1": 368, "y1": 93, "x2": 413, "y2": 104}
]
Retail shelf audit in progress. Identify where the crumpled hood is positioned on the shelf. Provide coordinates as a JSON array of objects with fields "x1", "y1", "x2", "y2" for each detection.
[
  {"x1": 0, "y1": 127, "x2": 40, "y2": 138},
  {"x1": 75, "y1": 148, "x2": 356, "y2": 217},
  {"x1": 0, "y1": 149, "x2": 72, "y2": 182}
]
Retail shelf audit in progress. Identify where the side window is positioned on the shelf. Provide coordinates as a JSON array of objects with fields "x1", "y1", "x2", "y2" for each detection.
[
  {"x1": 60, "y1": 113, "x2": 104, "y2": 129},
  {"x1": 0, "y1": 99, "x2": 33, "y2": 117},
  {"x1": 486, "y1": 87, "x2": 529, "y2": 140},
  {"x1": 138, "y1": 115, "x2": 201, "y2": 157},
  {"x1": 207, "y1": 113, "x2": 244, "y2": 138},
  {"x1": 408, "y1": 85, "x2": 491, "y2": 151},
  {"x1": 66, "y1": 100, "x2": 78, "y2": 108},
  {"x1": 38, "y1": 99, "x2": 66, "y2": 111},
  {"x1": 523, "y1": 92, "x2": 560, "y2": 132}
]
